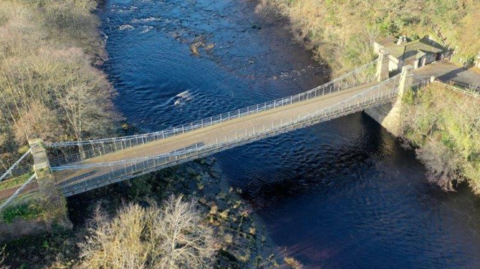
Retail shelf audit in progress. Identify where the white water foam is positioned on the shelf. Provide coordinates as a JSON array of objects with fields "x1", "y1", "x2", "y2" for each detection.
[
  {"x1": 174, "y1": 90, "x2": 194, "y2": 106},
  {"x1": 119, "y1": 24, "x2": 134, "y2": 31},
  {"x1": 131, "y1": 17, "x2": 162, "y2": 24},
  {"x1": 141, "y1": 26, "x2": 154, "y2": 34}
]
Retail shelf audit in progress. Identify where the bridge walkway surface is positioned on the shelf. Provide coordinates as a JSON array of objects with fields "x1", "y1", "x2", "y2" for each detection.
[{"x1": 413, "y1": 61, "x2": 480, "y2": 89}]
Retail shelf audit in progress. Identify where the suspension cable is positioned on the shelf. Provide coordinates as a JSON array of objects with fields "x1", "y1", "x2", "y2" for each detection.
[
  {"x1": 0, "y1": 149, "x2": 32, "y2": 182},
  {"x1": 0, "y1": 173, "x2": 36, "y2": 212}
]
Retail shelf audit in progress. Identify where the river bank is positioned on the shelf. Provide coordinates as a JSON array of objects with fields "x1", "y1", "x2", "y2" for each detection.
[
  {"x1": 401, "y1": 82, "x2": 480, "y2": 194},
  {"x1": 3, "y1": 154, "x2": 288, "y2": 268},
  {"x1": 0, "y1": 0, "x2": 117, "y2": 162},
  {"x1": 257, "y1": 0, "x2": 480, "y2": 73}
]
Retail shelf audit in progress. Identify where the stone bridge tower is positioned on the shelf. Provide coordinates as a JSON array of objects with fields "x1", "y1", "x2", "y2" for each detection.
[
  {"x1": 365, "y1": 65, "x2": 414, "y2": 136},
  {"x1": 29, "y1": 139, "x2": 72, "y2": 230},
  {"x1": 377, "y1": 50, "x2": 391, "y2": 81}
]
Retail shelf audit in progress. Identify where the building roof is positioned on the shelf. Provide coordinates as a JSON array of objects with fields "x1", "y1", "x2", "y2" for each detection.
[
  {"x1": 376, "y1": 36, "x2": 396, "y2": 47},
  {"x1": 383, "y1": 37, "x2": 444, "y2": 61}
]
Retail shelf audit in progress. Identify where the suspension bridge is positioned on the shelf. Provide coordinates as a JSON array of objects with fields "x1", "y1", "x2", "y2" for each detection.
[{"x1": 0, "y1": 56, "x2": 426, "y2": 211}]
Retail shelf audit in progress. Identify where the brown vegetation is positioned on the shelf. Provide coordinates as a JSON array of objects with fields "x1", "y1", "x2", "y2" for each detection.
[
  {"x1": 0, "y1": 0, "x2": 117, "y2": 164},
  {"x1": 257, "y1": 0, "x2": 480, "y2": 74},
  {"x1": 401, "y1": 83, "x2": 480, "y2": 193},
  {"x1": 79, "y1": 196, "x2": 218, "y2": 269}
]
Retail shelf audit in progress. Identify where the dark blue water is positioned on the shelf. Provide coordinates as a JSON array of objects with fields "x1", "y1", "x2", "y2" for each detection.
[{"x1": 101, "y1": 0, "x2": 480, "y2": 268}]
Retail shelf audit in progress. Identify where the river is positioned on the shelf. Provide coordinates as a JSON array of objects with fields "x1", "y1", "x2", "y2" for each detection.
[{"x1": 99, "y1": 0, "x2": 480, "y2": 267}]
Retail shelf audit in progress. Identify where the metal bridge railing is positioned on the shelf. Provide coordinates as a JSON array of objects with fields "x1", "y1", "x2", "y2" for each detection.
[
  {"x1": 54, "y1": 74, "x2": 400, "y2": 197},
  {"x1": 46, "y1": 59, "x2": 379, "y2": 166},
  {"x1": 434, "y1": 81, "x2": 480, "y2": 98}
]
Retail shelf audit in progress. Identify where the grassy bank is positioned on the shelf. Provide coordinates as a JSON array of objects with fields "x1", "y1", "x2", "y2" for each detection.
[
  {"x1": 0, "y1": 0, "x2": 117, "y2": 167},
  {"x1": 258, "y1": 0, "x2": 480, "y2": 74},
  {"x1": 401, "y1": 83, "x2": 480, "y2": 193}
]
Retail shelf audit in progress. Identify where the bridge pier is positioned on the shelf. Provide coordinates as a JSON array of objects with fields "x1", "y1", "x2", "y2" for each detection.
[
  {"x1": 365, "y1": 65, "x2": 413, "y2": 136},
  {"x1": 29, "y1": 139, "x2": 72, "y2": 231}
]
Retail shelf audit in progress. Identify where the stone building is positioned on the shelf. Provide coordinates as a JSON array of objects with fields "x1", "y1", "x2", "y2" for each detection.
[{"x1": 374, "y1": 35, "x2": 446, "y2": 72}]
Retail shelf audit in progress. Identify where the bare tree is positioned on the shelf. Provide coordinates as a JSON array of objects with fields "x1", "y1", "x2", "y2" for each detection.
[
  {"x1": 58, "y1": 82, "x2": 116, "y2": 142},
  {"x1": 13, "y1": 101, "x2": 62, "y2": 144},
  {"x1": 79, "y1": 196, "x2": 217, "y2": 269},
  {"x1": 149, "y1": 196, "x2": 217, "y2": 269},
  {"x1": 0, "y1": 0, "x2": 118, "y2": 161},
  {"x1": 417, "y1": 140, "x2": 462, "y2": 192},
  {"x1": 80, "y1": 203, "x2": 148, "y2": 269}
]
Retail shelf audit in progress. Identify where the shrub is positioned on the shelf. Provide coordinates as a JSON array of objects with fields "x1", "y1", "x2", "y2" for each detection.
[{"x1": 416, "y1": 140, "x2": 462, "y2": 191}]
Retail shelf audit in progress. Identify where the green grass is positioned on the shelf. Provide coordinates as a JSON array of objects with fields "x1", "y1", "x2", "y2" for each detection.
[
  {"x1": 1, "y1": 202, "x2": 42, "y2": 224},
  {"x1": 0, "y1": 172, "x2": 34, "y2": 192}
]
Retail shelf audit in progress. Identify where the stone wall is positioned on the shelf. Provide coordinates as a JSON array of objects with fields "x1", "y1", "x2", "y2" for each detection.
[{"x1": 364, "y1": 103, "x2": 402, "y2": 135}]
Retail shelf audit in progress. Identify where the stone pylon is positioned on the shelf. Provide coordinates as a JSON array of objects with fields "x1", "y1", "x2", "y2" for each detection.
[
  {"x1": 28, "y1": 139, "x2": 72, "y2": 231},
  {"x1": 397, "y1": 65, "x2": 414, "y2": 97},
  {"x1": 377, "y1": 50, "x2": 390, "y2": 82},
  {"x1": 365, "y1": 65, "x2": 413, "y2": 136}
]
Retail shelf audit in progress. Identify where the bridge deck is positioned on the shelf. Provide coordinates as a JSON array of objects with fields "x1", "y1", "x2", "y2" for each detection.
[{"x1": 53, "y1": 80, "x2": 388, "y2": 189}]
